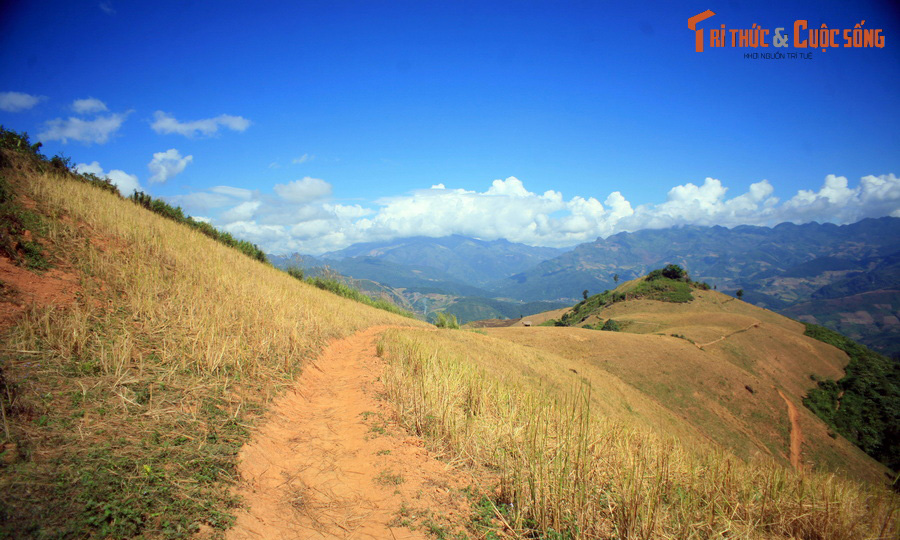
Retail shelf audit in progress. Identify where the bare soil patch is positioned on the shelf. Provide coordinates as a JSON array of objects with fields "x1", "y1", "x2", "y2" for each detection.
[
  {"x1": 0, "y1": 254, "x2": 79, "y2": 331},
  {"x1": 228, "y1": 326, "x2": 469, "y2": 539},
  {"x1": 777, "y1": 389, "x2": 804, "y2": 470}
]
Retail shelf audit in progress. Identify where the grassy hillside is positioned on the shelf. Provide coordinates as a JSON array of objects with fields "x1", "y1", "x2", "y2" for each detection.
[
  {"x1": 491, "y1": 280, "x2": 893, "y2": 482},
  {"x1": 379, "y1": 326, "x2": 898, "y2": 539},
  {"x1": 0, "y1": 139, "x2": 425, "y2": 537}
]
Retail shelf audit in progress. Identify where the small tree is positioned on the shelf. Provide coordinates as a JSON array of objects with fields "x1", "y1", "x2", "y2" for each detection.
[
  {"x1": 613, "y1": 273, "x2": 619, "y2": 285},
  {"x1": 736, "y1": 289, "x2": 744, "y2": 300},
  {"x1": 582, "y1": 289, "x2": 589, "y2": 300},
  {"x1": 661, "y1": 264, "x2": 688, "y2": 280}
]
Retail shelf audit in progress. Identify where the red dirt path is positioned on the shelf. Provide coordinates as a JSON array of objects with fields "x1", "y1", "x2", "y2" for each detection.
[{"x1": 227, "y1": 326, "x2": 469, "y2": 539}]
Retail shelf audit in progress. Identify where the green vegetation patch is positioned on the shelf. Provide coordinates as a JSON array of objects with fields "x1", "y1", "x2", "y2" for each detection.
[
  {"x1": 0, "y1": 352, "x2": 252, "y2": 538},
  {"x1": 433, "y1": 311, "x2": 460, "y2": 329},
  {"x1": 295, "y1": 272, "x2": 415, "y2": 319},
  {"x1": 802, "y1": 323, "x2": 900, "y2": 472},
  {"x1": 560, "y1": 265, "x2": 697, "y2": 326}
]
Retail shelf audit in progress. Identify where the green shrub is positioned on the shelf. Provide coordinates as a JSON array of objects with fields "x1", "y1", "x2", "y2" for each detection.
[
  {"x1": 648, "y1": 264, "x2": 689, "y2": 282},
  {"x1": 538, "y1": 319, "x2": 568, "y2": 327},
  {"x1": 286, "y1": 267, "x2": 304, "y2": 281},
  {"x1": 0, "y1": 126, "x2": 44, "y2": 158},
  {"x1": 305, "y1": 276, "x2": 414, "y2": 318},
  {"x1": 434, "y1": 312, "x2": 459, "y2": 329},
  {"x1": 600, "y1": 319, "x2": 621, "y2": 332},
  {"x1": 802, "y1": 323, "x2": 900, "y2": 471}
]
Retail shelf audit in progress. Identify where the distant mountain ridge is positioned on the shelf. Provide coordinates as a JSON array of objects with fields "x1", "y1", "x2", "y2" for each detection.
[
  {"x1": 270, "y1": 218, "x2": 900, "y2": 355},
  {"x1": 490, "y1": 217, "x2": 900, "y2": 356},
  {"x1": 494, "y1": 218, "x2": 900, "y2": 301},
  {"x1": 320, "y1": 235, "x2": 567, "y2": 287},
  {"x1": 268, "y1": 237, "x2": 570, "y2": 323}
]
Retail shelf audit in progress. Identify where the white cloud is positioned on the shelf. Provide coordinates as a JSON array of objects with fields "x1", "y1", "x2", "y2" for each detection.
[
  {"x1": 75, "y1": 161, "x2": 142, "y2": 196},
  {"x1": 99, "y1": 1, "x2": 115, "y2": 15},
  {"x1": 0, "y1": 91, "x2": 45, "y2": 112},
  {"x1": 210, "y1": 185, "x2": 253, "y2": 200},
  {"x1": 170, "y1": 173, "x2": 900, "y2": 256},
  {"x1": 167, "y1": 184, "x2": 253, "y2": 210},
  {"x1": 273, "y1": 177, "x2": 332, "y2": 203},
  {"x1": 168, "y1": 192, "x2": 233, "y2": 210},
  {"x1": 323, "y1": 203, "x2": 373, "y2": 220},
  {"x1": 148, "y1": 148, "x2": 193, "y2": 183},
  {"x1": 72, "y1": 97, "x2": 108, "y2": 114},
  {"x1": 220, "y1": 200, "x2": 262, "y2": 222},
  {"x1": 292, "y1": 154, "x2": 313, "y2": 164},
  {"x1": 151, "y1": 111, "x2": 250, "y2": 137},
  {"x1": 39, "y1": 112, "x2": 128, "y2": 144}
]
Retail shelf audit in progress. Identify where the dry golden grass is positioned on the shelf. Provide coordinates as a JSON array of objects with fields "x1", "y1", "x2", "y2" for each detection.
[
  {"x1": 10, "y1": 164, "x2": 425, "y2": 381},
  {"x1": 0, "y1": 157, "x2": 426, "y2": 536},
  {"x1": 379, "y1": 327, "x2": 899, "y2": 539},
  {"x1": 487, "y1": 291, "x2": 888, "y2": 484}
]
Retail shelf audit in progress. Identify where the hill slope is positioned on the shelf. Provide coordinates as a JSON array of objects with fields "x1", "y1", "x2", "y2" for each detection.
[
  {"x1": 483, "y1": 276, "x2": 893, "y2": 483},
  {"x1": 0, "y1": 140, "x2": 427, "y2": 537}
]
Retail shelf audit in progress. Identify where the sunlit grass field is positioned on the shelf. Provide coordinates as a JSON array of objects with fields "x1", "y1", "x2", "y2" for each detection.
[{"x1": 379, "y1": 327, "x2": 899, "y2": 539}]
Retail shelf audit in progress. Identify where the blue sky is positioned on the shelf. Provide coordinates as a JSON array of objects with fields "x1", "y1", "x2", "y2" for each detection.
[{"x1": 1, "y1": 0, "x2": 898, "y2": 254}]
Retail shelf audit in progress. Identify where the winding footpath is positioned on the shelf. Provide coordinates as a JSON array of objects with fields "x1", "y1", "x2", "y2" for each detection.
[
  {"x1": 777, "y1": 389, "x2": 804, "y2": 470},
  {"x1": 227, "y1": 326, "x2": 467, "y2": 539}
]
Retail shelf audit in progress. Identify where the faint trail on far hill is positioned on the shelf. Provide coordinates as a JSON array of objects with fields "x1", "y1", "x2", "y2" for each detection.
[
  {"x1": 697, "y1": 322, "x2": 760, "y2": 349},
  {"x1": 228, "y1": 326, "x2": 467, "y2": 539},
  {"x1": 777, "y1": 390, "x2": 804, "y2": 470}
]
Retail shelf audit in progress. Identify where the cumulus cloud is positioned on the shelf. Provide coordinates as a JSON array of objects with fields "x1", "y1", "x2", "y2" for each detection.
[
  {"x1": 151, "y1": 111, "x2": 250, "y2": 137},
  {"x1": 172, "y1": 173, "x2": 900, "y2": 255},
  {"x1": 167, "y1": 184, "x2": 254, "y2": 210},
  {"x1": 221, "y1": 200, "x2": 262, "y2": 222},
  {"x1": 72, "y1": 97, "x2": 108, "y2": 114},
  {"x1": 273, "y1": 177, "x2": 332, "y2": 203},
  {"x1": 148, "y1": 148, "x2": 193, "y2": 183},
  {"x1": 39, "y1": 112, "x2": 128, "y2": 144},
  {"x1": 75, "y1": 161, "x2": 142, "y2": 196},
  {"x1": 0, "y1": 91, "x2": 45, "y2": 112}
]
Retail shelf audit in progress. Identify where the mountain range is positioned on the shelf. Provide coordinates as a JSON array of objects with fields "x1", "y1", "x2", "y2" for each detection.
[{"x1": 272, "y1": 218, "x2": 900, "y2": 356}]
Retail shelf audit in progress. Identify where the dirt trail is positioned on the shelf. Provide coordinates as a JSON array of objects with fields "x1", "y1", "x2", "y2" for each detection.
[
  {"x1": 227, "y1": 326, "x2": 467, "y2": 540},
  {"x1": 777, "y1": 390, "x2": 804, "y2": 470},
  {"x1": 696, "y1": 322, "x2": 760, "y2": 349}
]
